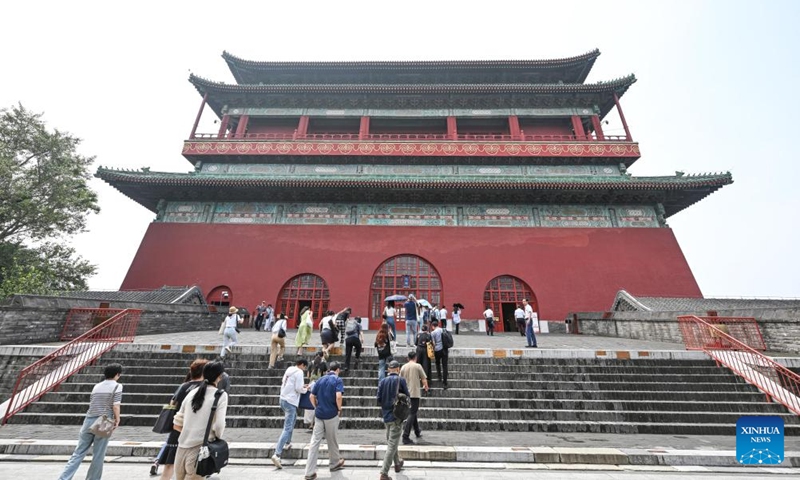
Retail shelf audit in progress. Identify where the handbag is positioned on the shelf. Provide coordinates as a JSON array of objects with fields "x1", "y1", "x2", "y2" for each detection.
[
  {"x1": 426, "y1": 341, "x2": 435, "y2": 360},
  {"x1": 89, "y1": 384, "x2": 119, "y2": 438},
  {"x1": 390, "y1": 340, "x2": 397, "y2": 356},
  {"x1": 299, "y1": 391, "x2": 314, "y2": 410},
  {"x1": 391, "y1": 376, "x2": 410, "y2": 421},
  {"x1": 196, "y1": 390, "x2": 229, "y2": 476},
  {"x1": 152, "y1": 404, "x2": 177, "y2": 434}
]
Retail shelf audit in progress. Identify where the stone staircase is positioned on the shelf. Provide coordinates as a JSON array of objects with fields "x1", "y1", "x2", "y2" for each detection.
[{"x1": 7, "y1": 350, "x2": 799, "y2": 435}]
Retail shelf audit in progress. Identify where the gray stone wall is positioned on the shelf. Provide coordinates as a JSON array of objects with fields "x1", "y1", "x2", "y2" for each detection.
[
  {"x1": 569, "y1": 308, "x2": 800, "y2": 353},
  {"x1": 0, "y1": 306, "x2": 222, "y2": 346}
]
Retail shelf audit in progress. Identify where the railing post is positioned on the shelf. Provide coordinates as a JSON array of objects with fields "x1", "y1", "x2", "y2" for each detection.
[
  {"x1": 189, "y1": 92, "x2": 208, "y2": 139},
  {"x1": 613, "y1": 92, "x2": 632, "y2": 141}
]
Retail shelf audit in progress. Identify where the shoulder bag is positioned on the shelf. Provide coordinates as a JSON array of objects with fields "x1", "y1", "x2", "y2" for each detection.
[
  {"x1": 391, "y1": 376, "x2": 410, "y2": 421},
  {"x1": 196, "y1": 390, "x2": 229, "y2": 476},
  {"x1": 277, "y1": 320, "x2": 287, "y2": 338},
  {"x1": 89, "y1": 384, "x2": 119, "y2": 438}
]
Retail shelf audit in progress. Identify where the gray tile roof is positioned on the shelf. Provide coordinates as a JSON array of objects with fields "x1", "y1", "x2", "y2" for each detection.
[
  {"x1": 612, "y1": 290, "x2": 800, "y2": 312},
  {"x1": 53, "y1": 286, "x2": 206, "y2": 305}
]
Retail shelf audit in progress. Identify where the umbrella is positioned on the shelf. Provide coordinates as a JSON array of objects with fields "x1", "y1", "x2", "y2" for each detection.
[
  {"x1": 417, "y1": 299, "x2": 432, "y2": 308},
  {"x1": 384, "y1": 294, "x2": 408, "y2": 302}
]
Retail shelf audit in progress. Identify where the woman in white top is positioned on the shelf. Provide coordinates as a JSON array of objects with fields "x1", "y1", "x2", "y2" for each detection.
[
  {"x1": 383, "y1": 302, "x2": 397, "y2": 339},
  {"x1": 269, "y1": 313, "x2": 289, "y2": 368},
  {"x1": 452, "y1": 306, "x2": 462, "y2": 335},
  {"x1": 319, "y1": 310, "x2": 337, "y2": 358},
  {"x1": 173, "y1": 361, "x2": 228, "y2": 480},
  {"x1": 439, "y1": 306, "x2": 448, "y2": 331},
  {"x1": 220, "y1": 306, "x2": 243, "y2": 358}
]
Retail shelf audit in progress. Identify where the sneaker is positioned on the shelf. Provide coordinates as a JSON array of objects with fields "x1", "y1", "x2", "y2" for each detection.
[
  {"x1": 329, "y1": 458, "x2": 345, "y2": 471},
  {"x1": 394, "y1": 459, "x2": 405, "y2": 472},
  {"x1": 270, "y1": 454, "x2": 282, "y2": 469},
  {"x1": 402, "y1": 437, "x2": 414, "y2": 445},
  {"x1": 284, "y1": 443, "x2": 292, "y2": 450},
  {"x1": 380, "y1": 474, "x2": 392, "y2": 480},
  {"x1": 305, "y1": 474, "x2": 317, "y2": 480},
  {"x1": 443, "y1": 384, "x2": 449, "y2": 390},
  {"x1": 415, "y1": 431, "x2": 422, "y2": 439},
  {"x1": 149, "y1": 465, "x2": 158, "y2": 476}
]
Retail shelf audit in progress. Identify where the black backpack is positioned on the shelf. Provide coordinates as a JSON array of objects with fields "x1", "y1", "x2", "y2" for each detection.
[
  {"x1": 392, "y1": 376, "x2": 410, "y2": 421},
  {"x1": 442, "y1": 329, "x2": 454, "y2": 349}
]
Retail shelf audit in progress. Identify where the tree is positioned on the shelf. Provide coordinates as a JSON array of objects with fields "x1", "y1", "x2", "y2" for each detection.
[{"x1": 0, "y1": 104, "x2": 99, "y2": 297}]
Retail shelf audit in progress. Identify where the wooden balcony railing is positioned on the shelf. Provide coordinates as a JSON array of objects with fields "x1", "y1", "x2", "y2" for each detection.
[{"x1": 191, "y1": 132, "x2": 631, "y2": 142}]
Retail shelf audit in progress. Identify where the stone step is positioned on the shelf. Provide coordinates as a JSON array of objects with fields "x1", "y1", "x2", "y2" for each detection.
[
  {"x1": 49, "y1": 383, "x2": 765, "y2": 401},
  {"x1": 9, "y1": 412, "x2": 800, "y2": 435}
]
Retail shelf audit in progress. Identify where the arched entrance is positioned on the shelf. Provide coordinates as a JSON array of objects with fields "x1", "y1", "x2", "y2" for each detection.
[
  {"x1": 276, "y1": 274, "x2": 330, "y2": 328},
  {"x1": 206, "y1": 285, "x2": 232, "y2": 311},
  {"x1": 483, "y1": 275, "x2": 537, "y2": 333},
  {"x1": 369, "y1": 254, "x2": 442, "y2": 330}
]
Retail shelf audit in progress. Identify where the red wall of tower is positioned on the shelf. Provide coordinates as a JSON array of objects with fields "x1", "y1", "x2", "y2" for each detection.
[{"x1": 121, "y1": 223, "x2": 701, "y2": 325}]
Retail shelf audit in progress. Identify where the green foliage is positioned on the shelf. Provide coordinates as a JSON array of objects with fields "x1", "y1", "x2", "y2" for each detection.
[
  {"x1": 0, "y1": 104, "x2": 100, "y2": 298},
  {"x1": 0, "y1": 103, "x2": 100, "y2": 243}
]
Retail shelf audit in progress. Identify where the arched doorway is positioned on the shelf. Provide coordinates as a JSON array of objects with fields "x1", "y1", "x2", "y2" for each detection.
[
  {"x1": 276, "y1": 274, "x2": 330, "y2": 328},
  {"x1": 207, "y1": 285, "x2": 233, "y2": 311},
  {"x1": 369, "y1": 254, "x2": 442, "y2": 330},
  {"x1": 483, "y1": 275, "x2": 537, "y2": 333}
]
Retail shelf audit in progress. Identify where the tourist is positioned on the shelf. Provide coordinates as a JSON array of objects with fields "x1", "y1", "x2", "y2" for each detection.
[
  {"x1": 305, "y1": 361, "x2": 346, "y2": 480},
  {"x1": 319, "y1": 310, "x2": 337, "y2": 359},
  {"x1": 254, "y1": 300, "x2": 267, "y2": 331},
  {"x1": 271, "y1": 358, "x2": 309, "y2": 469},
  {"x1": 154, "y1": 359, "x2": 208, "y2": 480},
  {"x1": 400, "y1": 351, "x2": 428, "y2": 445},
  {"x1": 404, "y1": 294, "x2": 419, "y2": 347},
  {"x1": 438, "y1": 304, "x2": 448, "y2": 331},
  {"x1": 430, "y1": 303, "x2": 440, "y2": 324},
  {"x1": 514, "y1": 304, "x2": 526, "y2": 336},
  {"x1": 523, "y1": 298, "x2": 538, "y2": 348},
  {"x1": 452, "y1": 303, "x2": 462, "y2": 335},
  {"x1": 220, "y1": 306, "x2": 243, "y2": 358},
  {"x1": 264, "y1": 303, "x2": 275, "y2": 332},
  {"x1": 296, "y1": 306, "x2": 313, "y2": 348},
  {"x1": 303, "y1": 351, "x2": 327, "y2": 433},
  {"x1": 377, "y1": 360, "x2": 409, "y2": 479},
  {"x1": 57, "y1": 363, "x2": 123, "y2": 480},
  {"x1": 269, "y1": 313, "x2": 288, "y2": 368},
  {"x1": 483, "y1": 305, "x2": 495, "y2": 336},
  {"x1": 375, "y1": 323, "x2": 394, "y2": 381},
  {"x1": 430, "y1": 319, "x2": 449, "y2": 389},
  {"x1": 415, "y1": 324, "x2": 433, "y2": 381},
  {"x1": 335, "y1": 307, "x2": 351, "y2": 345},
  {"x1": 383, "y1": 301, "x2": 397, "y2": 338},
  {"x1": 343, "y1": 315, "x2": 364, "y2": 372},
  {"x1": 172, "y1": 361, "x2": 228, "y2": 480},
  {"x1": 421, "y1": 305, "x2": 430, "y2": 327}
]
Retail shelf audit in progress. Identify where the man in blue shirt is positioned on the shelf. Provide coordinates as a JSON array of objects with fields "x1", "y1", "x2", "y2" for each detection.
[
  {"x1": 403, "y1": 294, "x2": 419, "y2": 347},
  {"x1": 377, "y1": 360, "x2": 410, "y2": 479},
  {"x1": 305, "y1": 362, "x2": 345, "y2": 480}
]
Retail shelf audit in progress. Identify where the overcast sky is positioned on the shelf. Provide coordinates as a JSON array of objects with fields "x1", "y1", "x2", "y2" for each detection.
[{"x1": 2, "y1": 0, "x2": 798, "y2": 299}]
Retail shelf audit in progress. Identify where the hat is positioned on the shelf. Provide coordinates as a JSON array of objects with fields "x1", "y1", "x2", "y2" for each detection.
[
  {"x1": 228, "y1": 306, "x2": 238, "y2": 314},
  {"x1": 388, "y1": 360, "x2": 400, "y2": 369},
  {"x1": 278, "y1": 313, "x2": 287, "y2": 320}
]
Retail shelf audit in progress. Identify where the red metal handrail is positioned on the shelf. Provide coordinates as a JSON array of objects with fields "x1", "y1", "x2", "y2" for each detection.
[
  {"x1": 2, "y1": 309, "x2": 142, "y2": 425},
  {"x1": 191, "y1": 132, "x2": 632, "y2": 142},
  {"x1": 60, "y1": 308, "x2": 125, "y2": 341},
  {"x1": 677, "y1": 316, "x2": 766, "y2": 351},
  {"x1": 678, "y1": 315, "x2": 800, "y2": 415}
]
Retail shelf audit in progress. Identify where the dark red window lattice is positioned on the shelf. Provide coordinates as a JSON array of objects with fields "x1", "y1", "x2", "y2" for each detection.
[
  {"x1": 370, "y1": 255, "x2": 442, "y2": 327},
  {"x1": 483, "y1": 275, "x2": 537, "y2": 332},
  {"x1": 276, "y1": 274, "x2": 330, "y2": 328}
]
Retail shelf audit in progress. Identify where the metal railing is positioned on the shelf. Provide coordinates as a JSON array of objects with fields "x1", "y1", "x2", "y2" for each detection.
[
  {"x1": 678, "y1": 315, "x2": 800, "y2": 415},
  {"x1": 677, "y1": 316, "x2": 766, "y2": 351},
  {"x1": 60, "y1": 308, "x2": 125, "y2": 341},
  {"x1": 191, "y1": 132, "x2": 631, "y2": 142},
  {"x1": 1, "y1": 309, "x2": 142, "y2": 425}
]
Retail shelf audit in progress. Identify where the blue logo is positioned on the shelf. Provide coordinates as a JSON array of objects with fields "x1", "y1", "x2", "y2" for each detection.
[{"x1": 736, "y1": 416, "x2": 784, "y2": 465}]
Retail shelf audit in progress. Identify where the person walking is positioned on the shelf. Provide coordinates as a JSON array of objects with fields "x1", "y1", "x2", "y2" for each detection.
[
  {"x1": 400, "y1": 351, "x2": 428, "y2": 445},
  {"x1": 452, "y1": 304, "x2": 462, "y2": 335},
  {"x1": 264, "y1": 304, "x2": 275, "y2": 332},
  {"x1": 403, "y1": 295, "x2": 419, "y2": 347},
  {"x1": 155, "y1": 359, "x2": 208, "y2": 480},
  {"x1": 303, "y1": 352, "x2": 327, "y2": 433},
  {"x1": 269, "y1": 313, "x2": 288, "y2": 368},
  {"x1": 523, "y1": 298, "x2": 538, "y2": 348},
  {"x1": 514, "y1": 304, "x2": 526, "y2": 336},
  {"x1": 254, "y1": 301, "x2": 267, "y2": 331},
  {"x1": 172, "y1": 361, "x2": 228, "y2": 480},
  {"x1": 430, "y1": 319, "x2": 449, "y2": 389},
  {"x1": 343, "y1": 315, "x2": 364, "y2": 372},
  {"x1": 319, "y1": 310, "x2": 337, "y2": 359},
  {"x1": 438, "y1": 304, "x2": 448, "y2": 332},
  {"x1": 57, "y1": 363, "x2": 123, "y2": 480},
  {"x1": 377, "y1": 360, "x2": 410, "y2": 479},
  {"x1": 483, "y1": 305, "x2": 495, "y2": 336},
  {"x1": 335, "y1": 307, "x2": 351, "y2": 346},
  {"x1": 305, "y1": 361, "x2": 346, "y2": 480},
  {"x1": 375, "y1": 323, "x2": 394, "y2": 381},
  {"x1": 271, "y1": 359, "x2": 309, "y2": 469},
  {"x1": 383, "y1": 301, "x2": 397, "y2": 339},
  {"x1": 415, "y1": 324, "x2": 433, "y2": 381},
  {"x1": 296, "y1": 307, "x2": 313, "y2": 348},
  {"x1": 220, "y1": 306, "x2": 243, "y2": 358}
]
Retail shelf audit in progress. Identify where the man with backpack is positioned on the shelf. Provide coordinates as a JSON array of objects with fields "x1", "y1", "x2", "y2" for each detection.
[
  {"x1": 377, "y1": 360, "x2": 410, "y2": 480},
  {"x1": 430, "y1": 319, "x2": 451, "y2": 389},
  {"x1": 343, "y1": 315, "x2": 364, "y2": 372}
]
